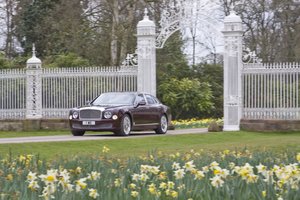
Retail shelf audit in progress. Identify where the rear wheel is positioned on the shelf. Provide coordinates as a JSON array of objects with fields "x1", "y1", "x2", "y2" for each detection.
[
  {"x1": 71, "y1": 130, "x2": 85, "y2": 136},
  {"x1": 155, "y1": 114, "x2": 168, "y2": 134},
  {"x1": 118, "y1": 114, "x2": 131, "y2": 136}
]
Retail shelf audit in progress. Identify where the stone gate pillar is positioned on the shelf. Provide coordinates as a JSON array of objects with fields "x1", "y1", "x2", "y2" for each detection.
[
  {"x1": 222, "y1": 10, "x2": 243, "y2": 131},
  {"x1": 26, "y1": 44, "x2": 42, "y2": 119},
  {"x1": 137, "y1": 9, "x2": 156, "y2": 96}
]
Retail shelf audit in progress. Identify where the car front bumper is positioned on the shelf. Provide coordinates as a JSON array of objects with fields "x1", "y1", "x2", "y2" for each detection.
[{"x1": 69, "y1": 119, "x2": 121, "y2": 132}]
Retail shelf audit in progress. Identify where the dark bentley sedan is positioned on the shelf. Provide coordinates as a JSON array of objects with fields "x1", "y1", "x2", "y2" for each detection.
[{"x1": 69, "y1": 92, "x2": 171, "y2": 136}]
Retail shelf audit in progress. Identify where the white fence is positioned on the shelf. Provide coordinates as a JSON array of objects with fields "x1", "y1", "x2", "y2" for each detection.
[
  {"x1": 242, "y1": 62, "x2": 300, "y2": 119},
  {"x1": 0, "y1": 69, "x2": 26, "y2": 119},
  {"x1": 0, "y1": 66, "x2": 137, "y2": 119}
]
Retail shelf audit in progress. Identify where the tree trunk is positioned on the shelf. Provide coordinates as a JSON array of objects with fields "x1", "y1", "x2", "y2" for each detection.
[
  {"x1": 119, "y1": 2, "x2": 136, "y2": 63},
  {"x1": 5, "y1": 0, "x2": 14, "y2": 59},
  {"x1": 110, "y1": 0, "x2": 119, "y2": 66}
]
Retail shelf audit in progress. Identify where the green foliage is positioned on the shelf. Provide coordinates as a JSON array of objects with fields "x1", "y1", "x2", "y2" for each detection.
[
  {"x1": 191, "y1": 63, "x2": 224, "y2": 118},
  {"x1": 156, "y1": 32, "x2": 223, "y2": 120},
  {"x1": 0, "y1": 53, "x2": 28, "y2": 69},
  {"x1": 159, "y1": 78, "x2": 213, "y2": 119},
  {"x1": 0, "y1": 52, "x2": 12, "y2": 68},
  {"x1": 44, "y1": 53, "x2": 90, "y2": 68}
]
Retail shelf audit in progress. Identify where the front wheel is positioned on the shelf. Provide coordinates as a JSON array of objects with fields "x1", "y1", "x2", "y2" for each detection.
[
  {"x1": 118, "y1": 114, "x2": 131, "y2": 136},
  {"x1": 71, "y1": 130, "x2": 85, "y2": 136},
  {"x1": 155, "y1": 114, "x2": 168, "y2": 134}
]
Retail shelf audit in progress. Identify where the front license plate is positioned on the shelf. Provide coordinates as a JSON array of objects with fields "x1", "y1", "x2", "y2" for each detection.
[{"x1": 82, "y1": 121, "x2": 95, "y2": 125}]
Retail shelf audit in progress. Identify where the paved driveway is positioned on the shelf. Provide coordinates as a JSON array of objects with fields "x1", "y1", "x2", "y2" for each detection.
[{"x1": 0, "y1": 128, "x2": 208, "y2": 144}]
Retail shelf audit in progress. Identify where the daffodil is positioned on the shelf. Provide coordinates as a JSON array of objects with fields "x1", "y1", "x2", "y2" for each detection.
[
  {"x1": 246, "y1": 174, "x2": 258, "y2": 183},
  {"x1": 88, "y1": 188, "x2": 99, "y2": 199},
  {"x1": 19, "y1": 155, "x2": 26, "y2": 162},
  {"x1": 184, "y1": 160, "x2": 196, "y2": 172},
  {"x1": 158, "y1": 171, "x2": 167, "y2": 180},
  {"x1": 159, "y1": 182, "x2": 167, "y2": 190},
  {"x1": 87, "y1": 171, "x2": 101, "y2": 181},
  {"x1": 209, "y1": 161, "x2": 219, "y2": 170},
  {"x1": 39, "y1": 169, "x2": 58, "y2": 184},
  {"x1": 132, "y1": 173, "x2": 140, "y2": 182},
  {"x1": 6, "y1": 174, "x2": 13, "y2": 181},
  {"x1": 148, "y1": 183, "x2": 157, "y2": 195},
  {"x1": 75, "y1": 178, "x2": 87, "y2": 192},
  {"x1": 256, "y1": 163, "x2": 267, "y2": 174},
  {"x1": 210, "y1": 175, "x2": 224, "y2": 188},
  {"x1": 174, "y1": 168, "x2": 185, "y2": 179},
  {"x1": 128, "y1": 183, "x2": 135, "y2": 189},
  {"x1": 170, "y1": 190, "x2": 178, "y2": 198},
  {"x1": 172, "y1": 162, "x2": 181, "y2": 170},
  {"x1": 114, "y1": 178, "x2": 122, "y2": 187},
  {"x1": 167, "y1": 181, "x2": 175, "y2": 189},
  {"x1": 28, "y1": 181, "x2": 40, "y2": 191},
  {"x1": 102, "y1": 145, "x2": 110, "y2": 153},
  {"x1": 296, "y1": 153, "x2": 300, "y2": 162},
  {"x1": 194, "y1": 170, "x2": 205, "y2": 180},
  {"x1": 140, "y1": 173, "x2": 149, "y2": 182},
  {"x1": 39, "y1": 184, "x2": 56, "y2": 200},
  {"x1": 75, "y1": 167, "x2": 82, "y2": 174},
  {"x1": 111, "y1": 169, "x2": 117, "y2": 174},
  {"x1": 131, "y1": 191, "x2": 139, "y2": 198}
]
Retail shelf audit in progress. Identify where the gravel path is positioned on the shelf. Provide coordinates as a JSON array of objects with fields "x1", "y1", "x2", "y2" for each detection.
[{"x1": 0, "y1": 128, "x2": 208, "y2": 144}]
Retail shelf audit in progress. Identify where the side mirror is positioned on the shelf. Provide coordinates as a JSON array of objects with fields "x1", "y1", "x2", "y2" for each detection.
[
  {"x1": 86, "y1": 101, "x2": 91, "y2": 105},
  {"x1": 135, "y1": 100, "x2": 146, "y2": 107},
  {"x1": 138, "y1": 100, "x2": 146, "y2": 106}
]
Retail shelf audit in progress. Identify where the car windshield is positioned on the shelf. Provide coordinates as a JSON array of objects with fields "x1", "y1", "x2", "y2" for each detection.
[{"x1": 91, "y1": 93, "x2": 136, "y2": 106}]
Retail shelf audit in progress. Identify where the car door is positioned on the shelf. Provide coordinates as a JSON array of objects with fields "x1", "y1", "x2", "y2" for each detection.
[
  {"x1": 131, "y1": 94, "x2": 149, "y2": 126},
  {"x1": 144, "y1": 94, "x2": 161, "y2": 125}
]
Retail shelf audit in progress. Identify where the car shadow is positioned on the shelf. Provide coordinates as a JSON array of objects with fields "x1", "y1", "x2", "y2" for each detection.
[{"x1": 84, "y1": 131, "x2": 156, "y2": 137}]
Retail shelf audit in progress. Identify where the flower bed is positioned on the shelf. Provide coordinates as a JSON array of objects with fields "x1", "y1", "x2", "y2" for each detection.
[
  {"x1": 172, "y1": 118, "x2": 223, "y2": 129},
  {"x1": 0, "y1": 147, "x2": 299, "y2": 199}
]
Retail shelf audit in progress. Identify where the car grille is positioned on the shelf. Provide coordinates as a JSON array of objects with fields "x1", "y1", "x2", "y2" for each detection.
[{"x1": 79, "y1": 110, "x2": 101, "y2": 119}]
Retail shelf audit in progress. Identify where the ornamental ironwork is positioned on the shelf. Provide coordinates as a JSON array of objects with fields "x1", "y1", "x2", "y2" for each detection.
[
  {"x1": 242, "y1": 48, "x2": 262, "y2": 64},
  {"x1": 155, "y1": 0, "x2": 221, "y2": 49},
  {"x1": 121, "y1": 50, "x2": 138, "y2": 67}
]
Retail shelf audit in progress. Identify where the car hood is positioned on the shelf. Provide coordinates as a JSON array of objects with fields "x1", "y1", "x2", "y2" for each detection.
[{"x1": 76, "y1": 104, "x2": 131, "y2": 111}]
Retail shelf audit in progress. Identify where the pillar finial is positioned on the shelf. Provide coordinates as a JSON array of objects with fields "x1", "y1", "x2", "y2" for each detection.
[
  {"x1": 229, "y1": 2, "x2": 235, "y2": 14},
  {"x1": 143, "y1": 8, "x2": 149, "y2": 19},
  {"x1": 32, "y1": 43, "x2": 36, "y2": 57}
]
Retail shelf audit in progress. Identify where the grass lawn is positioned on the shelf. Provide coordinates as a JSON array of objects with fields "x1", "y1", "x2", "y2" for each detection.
[
  {"x1": 0, "y1": 130, "x2": 108, "y2": 138},
  {"x1": 0, "y1": 131, "x2": 299, "y2": 160}
]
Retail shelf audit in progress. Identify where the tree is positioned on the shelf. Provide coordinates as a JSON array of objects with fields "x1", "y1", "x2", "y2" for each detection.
[
  {"x1": 181, "y1": 0, "x2": 222, "y2": 66},
  {"x1": 221, "y1": 0, "x2": 300, "y2": 62},
  {"x1": 14, "y1": 0, "x2": 59, "y2": 56},
  {"x1": 0, "y1": 0, "x2": 19, "y2": 58}
]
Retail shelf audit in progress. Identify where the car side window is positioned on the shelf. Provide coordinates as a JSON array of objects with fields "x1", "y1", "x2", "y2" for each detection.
[
  {"x1": 135, "y1": 94, "x2": 146, "y2": 104},
  {"x1": 145, "y1": 94, "x2": 156, "y2": 105}
]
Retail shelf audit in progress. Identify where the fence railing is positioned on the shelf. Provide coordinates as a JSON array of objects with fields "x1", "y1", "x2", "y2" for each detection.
[
  {"x1": 242, "y1": 62, "x2": 300, "y2": 119},
  {"x1": 0, "y1": 66, "x2": 137, "y2": 119}
]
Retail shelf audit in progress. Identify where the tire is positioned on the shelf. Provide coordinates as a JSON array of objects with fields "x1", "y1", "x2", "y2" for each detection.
[
  {"x1": 118, "y1": 114, "x2": 131, "y2": 136},
  {"x1": 155, "y1": 114, "x2": 168, "y2": 134},
  {"x1": 71, "y1": 130, "x2": 85, "y2": 136}
]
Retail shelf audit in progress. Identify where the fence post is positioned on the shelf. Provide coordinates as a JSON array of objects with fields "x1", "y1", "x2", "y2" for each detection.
[
  {"x1": 222, "y1": 8, "x2": 243, "y2": 131},
  {"x1": 26, "y1": 44, "x2": 42, "y2": 119},
  {"x1": 137, "y1": 9, "x2": 156, "y2": 96}
]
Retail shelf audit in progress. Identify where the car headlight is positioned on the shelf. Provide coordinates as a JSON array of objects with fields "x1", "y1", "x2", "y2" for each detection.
[
  {"x1": 72, "y1": 111, "x2": 79, "y2": 119},
  {"x1": 104, "y1": 111, "x2": 112, "y2": 119}
]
